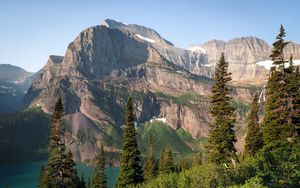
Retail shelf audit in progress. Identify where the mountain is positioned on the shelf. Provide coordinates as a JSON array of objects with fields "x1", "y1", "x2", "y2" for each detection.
[
  {"x1": 24, "y1": 19, "x2": 300, "y2": 161},
  {"x1": 0, "y1": 64, "x2": 33, "y2": 113},
  {"x1": 189, "y1": 37, "x2": 300, "y2": 84}
]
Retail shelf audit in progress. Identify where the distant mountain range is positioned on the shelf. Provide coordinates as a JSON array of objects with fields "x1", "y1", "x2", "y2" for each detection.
[
  {"x1": 1, "y1": 19, "x2": 299, "y2": 161},
  {"x1": 0, "y1": 64, "x2": 33, "y2": 113}
]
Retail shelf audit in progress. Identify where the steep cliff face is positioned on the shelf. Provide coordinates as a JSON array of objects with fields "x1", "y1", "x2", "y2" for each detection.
[
  {"x1": 190, "y1": 37, "x2": 300, "y2": 83},
  {"x1": 25, "y1": 19, "x2": 264, "y2": 160}
]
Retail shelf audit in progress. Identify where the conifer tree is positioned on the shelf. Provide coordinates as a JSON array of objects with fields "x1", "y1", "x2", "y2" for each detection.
[
  {"x1": 116, "y1": 97, "x2": 144, "y2": 187},
  {"x1": 207, "y1": 53, "x2": 237, "y2": 165},
  {"x1": 91, "y1": 144, "x2": 107, "y2": 188},
  {"x1": 158, "y1": 147, "x2": 174, "y2": 174},
  {"x1": 38, "y1": 165, "x2": 50, "y2": 188},
  {"x1": 63, "y1": 150, "x2": 80, "y2": 187},
  {"x1": 244, "y1": 94, "x2": 263, "y2": 156},
  {"x1": 42, "y1": 97, "x2": 80, "y2": 188},
  {"x1": 47, "y1": 97, "x2": 68, "y2": 187},
  {"x1": 143, "y1": 133, "x2": 156, "y2": 181},
  {"x1": 262, "y1": 25, "x2": 300, "y2": 145}
]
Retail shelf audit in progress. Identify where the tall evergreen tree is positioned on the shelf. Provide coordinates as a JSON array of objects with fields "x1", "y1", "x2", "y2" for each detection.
[
  {"x1": 262, "y1": 25, "x2": 300, "y2": 146},
  {"x1": 91, "y1": 144, "x2": 107, "y2": 188},
  {"x1": 143, "y1": 133, "x2": 156, "y2": 181},
  {"x1": 38, "y1": 165, "x2": 50, "y2": 188},
  {"x1": 47, "y1": 97, "x2": 68, "y2": 187},
  {"x1": 63, "y1": 150, "x2": 80, "y2": 187},
  {"x1": 116, "y1": 97, "x2": 144, "y2": 187},
  {"x1": 41, "y1": 97, "x2": 80, "y2": 188},
  {"x1": 244, "y1": 94, "x2": 263, "y2": 156},
  {"x1": 207, "y1": 53, "x2": 237, "y2": 165},
  {"x1": 258, "y1": 25, "x2": 300, "y2": 187},
  {"x1": 158, "y1": 147, "x2": 174, "y2": 174}
]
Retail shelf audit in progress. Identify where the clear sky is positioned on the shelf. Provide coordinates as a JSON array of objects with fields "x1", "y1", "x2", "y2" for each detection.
[{"x1": 0, "y1": 0, "x2": 299, "y2": 72}]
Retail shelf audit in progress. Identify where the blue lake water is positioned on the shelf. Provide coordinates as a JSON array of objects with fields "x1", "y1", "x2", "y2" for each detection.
[{"x1": 0, "y1": 161, "x2": 119, "y2": 188}]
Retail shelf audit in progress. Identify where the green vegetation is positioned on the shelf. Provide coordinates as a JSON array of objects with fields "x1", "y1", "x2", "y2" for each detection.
[
  {"x1": 39, "y1": 98, "x2": 82, "y2": 188},
  {"x1": 91, "y1": 144, "x2": 107, "y2": 188},
  {"x1": 143, "y1": 134, "x2": 156, "y2": 182},
  {"x1": 137, "y1": 121, "x2": 192, "y2": 157},
  {"x1": 207, "y1": 53, "x2": 237, "y2": 165},
  {"x1": 0, "y1": 109, "x2": 50, "y2": 163},
  {"x1": 127, "y1": 26, "x2": 300, "y2": 188},
  {"x1": 244, "y1": 94, "x2": 263, "y2": 156},
  {"x1": 154, "y1": 91, "x2": 208, "y2": 106},
  {"x1": 116, "y1": 97, "x2": 144, "y2": 187}
]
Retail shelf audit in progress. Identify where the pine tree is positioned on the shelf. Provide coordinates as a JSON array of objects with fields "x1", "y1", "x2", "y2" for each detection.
[
  {"x1": 257, "y1": 25, "x2": 300, "y2": 187},
  {"x1": 47, "y1": 97, "x2": 68, "y2": 187},
  {"x1": 91, "y1": 144, "x2": 107, "y2": 188},
  {"x1": 207, "y1": 53, "x2": 237, "y2": 165},
  {"x1": 116, "y1": 97, "x2": 144, "y2": 187},
  {"x1": 143, "y1": 133, "x2": 156, "y2": 181},
  {"x1": 63, "y1": 150, "x2": 80, "y2": 187},
  {"x1": 42, "y1": 97, "x2": 80, "y2": 188},
  {"x1": 262, "y1": 25, "x2": 300, "y2": 146},
  {"x1": 158, "y1": 147, "x2": 174, "y2": 174},
  {"x1": 244, "y1": 94, "x2": 263, "y2": 156},
  {"x1": 38, "y1": 165, "x2": 50, "y2": 188}
]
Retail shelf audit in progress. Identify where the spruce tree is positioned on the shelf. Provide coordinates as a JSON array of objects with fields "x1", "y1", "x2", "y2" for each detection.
[
  {"x1": 258, "y1": 25, "x2": 300, "y2": 187},
  {"x1": 158, "y1": 147, "x2": 174, "y2": 174},
  {"x1": 47, "y1": 97, "x2": 68, "y2": 187},
  {"x1": 244, "y1": 94, "x2": 263, "y2": 156},
  {"x1": 38, "y1": 165, "x2": 50, "y2": 188},
  {"x1": 63, "y1": 150, "x2": 80, "y2": 187},
  {"x1": 91, "y1": 144, "x2": 107, "y2": 188},
  {"x1": 262, "y1": 25, "x2": 300, "y2": 145},
  {"x1": 207, "y1": 53, "x2": 237, "y2": 165},
  {"x1": 42, "y1": 97, "x2": 80, "y2": 188},
  {"x1": 143, "y1": 133, "x2": 156, "y2": 181},
  {"x1": 116, "y1": 97, "x2": 144, "y2": 187}
]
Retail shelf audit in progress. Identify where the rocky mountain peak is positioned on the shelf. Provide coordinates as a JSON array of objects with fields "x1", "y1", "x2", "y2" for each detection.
[{"x1": 101, "y1": 19, "x2": 173, "y2": 47}]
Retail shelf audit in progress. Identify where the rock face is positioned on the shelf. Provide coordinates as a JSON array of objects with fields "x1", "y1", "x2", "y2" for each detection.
[
  {"x1": 25, "y1": 19, "x2": 300, "y2": 160},
  {"x1": 190, "y1": 37, "x2": 300, "y2": 83},
  {"x1": 0, "y1": 64, "x2": 33, "y2": 113}
]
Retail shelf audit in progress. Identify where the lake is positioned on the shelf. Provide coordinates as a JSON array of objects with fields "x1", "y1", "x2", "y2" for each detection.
[{"x1": 0, "y1": 161, "x2": 119, "y2": 188}]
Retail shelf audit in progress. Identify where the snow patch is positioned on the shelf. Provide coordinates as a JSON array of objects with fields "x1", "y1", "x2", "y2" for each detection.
[
  {"x1": 188, "y1": 46, "x2": 206, "y2": 54},
  {"x1": 256, "y1": 59, "x2": 300, "y2": 70},
  {"x1": 150, "y1": 117, "x2": 167, "y2": 123},
  {"x1": 135, "y1": 34, "x2": 155, "y2": 43}
]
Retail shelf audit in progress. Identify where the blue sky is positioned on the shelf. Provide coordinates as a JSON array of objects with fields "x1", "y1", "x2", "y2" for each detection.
[{"x1": 0, "y1": 0, "x2": 299, "y2": 72}]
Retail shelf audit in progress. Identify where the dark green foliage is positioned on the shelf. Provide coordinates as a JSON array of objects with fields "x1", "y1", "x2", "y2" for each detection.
[
  {"x1": 0, "y1": 109, "x2": 50, "y2": 163},
  {"x1": 39, "y1": 97, "x2": 81, "y2": 188},
  {"x1": 269, "y1": 25, "x2": 289, "y2": 69},
  {"x1": 244, "y1": 94, "x2": 263, "y2": 156},
  {"x1": 263, "y1": 26, "x2": 300, "y2": 145},
  {"x1": 208, "y1": 53, "x2": 237, "y2": 165},
  {"x1": 137, "y1": 121, "x2": 192, "y2": 157},
  {"x1": 91, "y1": 145, "x2": 107, "y2": 188},
  {"x1": 158, "y1": 148, "x2": 174, "y2": 174},
  {"x1": 116, "y1": 97, "x2": 144, "y2": 187},
  {"x1": 39, "y1": 165, "x2": 50, "y2": 188},
  {"x1": 63, "y1": 151, "x2": 80, "y2": 187},
  {"x1": 78, "y1": 176, "x2": 87, "y2": 188},
  {"x1": 255, "y1": 141, "x2": 300, "y2": 187},
  {"x1": 47, "y1": 97, "x2": 68, "y2": 187},
  {"x1": 259, "y1": 25, "x2": 300, "y2": 188},
  {"x1": 143, "y1": 134, "x2": 156, "y2": 182}
]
